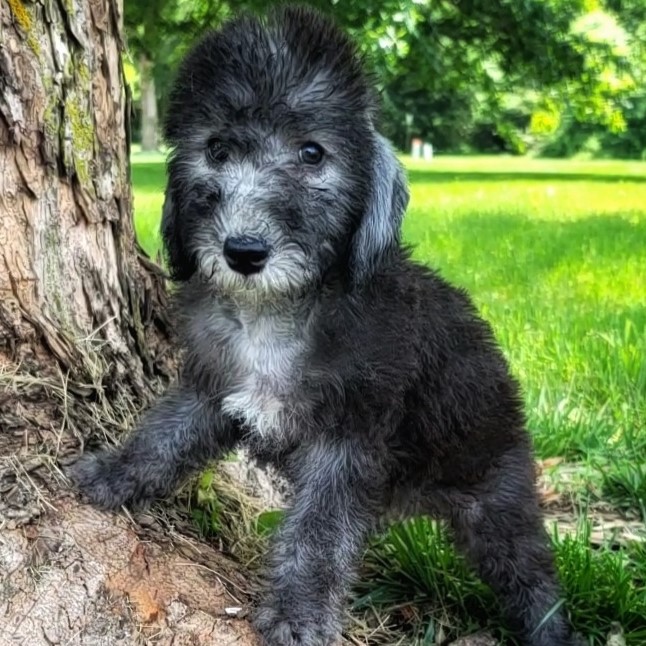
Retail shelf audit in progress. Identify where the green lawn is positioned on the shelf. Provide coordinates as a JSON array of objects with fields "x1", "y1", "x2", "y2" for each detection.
[{"x1": 132, "y1": 153, "x2": 646, "y2": 644}]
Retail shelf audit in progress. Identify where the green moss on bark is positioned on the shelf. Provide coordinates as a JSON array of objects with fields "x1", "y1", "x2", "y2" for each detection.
[
  {"x1": 63, "y1": 58, "x2": 95, "y2": 188},
  {"x1": 64, "y1": 93, "x2": 94, "y2": 185},
  {"x1": 7, "y1": 0, "x2": 41, "y2": 57}
]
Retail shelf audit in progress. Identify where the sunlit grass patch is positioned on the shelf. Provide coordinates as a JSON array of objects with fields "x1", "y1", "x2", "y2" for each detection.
[
  {"x1": 131, "y1": 153, "x2": 166, "y2": 259},
  {"x1": 402, "y1": 156, "x2": 646, "y2": 463}
]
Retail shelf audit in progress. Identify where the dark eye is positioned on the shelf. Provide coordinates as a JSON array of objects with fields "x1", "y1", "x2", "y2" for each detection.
[
  {"x1": 206, "y1": 138, "x2": 229, "y2": 165},
  {"x1": 299, "y1": 142, "x2": 324, "y2": 165}
]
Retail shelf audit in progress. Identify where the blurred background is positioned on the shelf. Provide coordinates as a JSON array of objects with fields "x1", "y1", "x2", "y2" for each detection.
[{"x1": 123, "y1": 0, "x2": 645, "y2": 159}]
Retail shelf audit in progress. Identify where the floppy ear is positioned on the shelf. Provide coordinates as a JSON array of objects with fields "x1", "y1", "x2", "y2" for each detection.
[
  {"x1": 350, "y1": 134, "x2": 409, "y2": 284},
  {"x1": 161, "y1": 189, "x2": 196, "y2": 281}
]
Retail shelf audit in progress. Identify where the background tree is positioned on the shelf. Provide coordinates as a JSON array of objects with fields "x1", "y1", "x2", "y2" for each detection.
[
  {"x1": 124, "y1": 0, "x2": 644, "y2": 158},
  {"x1": 124, "y1": 0, "x2": 229, "y2": 150}
]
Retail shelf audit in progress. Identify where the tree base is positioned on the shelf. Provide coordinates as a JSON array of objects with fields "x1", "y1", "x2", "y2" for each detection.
[
  {"x1": 0, "y1": 492, "x2": 258, "y2": 645},
  {"x1": 0, "y1": 368, "x2": 259, "y2": 645}
]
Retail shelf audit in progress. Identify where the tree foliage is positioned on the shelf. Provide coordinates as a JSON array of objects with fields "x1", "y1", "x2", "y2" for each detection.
[{"x1": 124, "y1": 0, "x2": 646, "y2": 158}]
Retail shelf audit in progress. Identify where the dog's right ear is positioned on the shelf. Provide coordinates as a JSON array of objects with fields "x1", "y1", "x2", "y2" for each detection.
[
  {"x1": 161, "y1": 190, "x2": 196, "y2": 281},
  {"x1": 350, "y1": 134, "x2": 409, "y2": 285}
]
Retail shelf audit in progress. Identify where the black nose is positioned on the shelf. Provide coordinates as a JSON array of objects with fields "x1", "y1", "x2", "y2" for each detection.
[{"x1": 223, "y1": 236, "x2": 270, "y2": 275}]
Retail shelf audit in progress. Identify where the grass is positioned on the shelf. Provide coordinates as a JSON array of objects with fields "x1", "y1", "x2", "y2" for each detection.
[
  {"x1": 131, "y1": 152, "x2": 646, "y2": 644},
  {"x1": 353, "y1": 518, "x2": 646, "y2": 645}
]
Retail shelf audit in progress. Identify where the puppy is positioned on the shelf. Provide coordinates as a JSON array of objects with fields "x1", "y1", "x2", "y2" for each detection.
[{"x1": 70, "y1": 6, "x2": 580, "y2": 645}]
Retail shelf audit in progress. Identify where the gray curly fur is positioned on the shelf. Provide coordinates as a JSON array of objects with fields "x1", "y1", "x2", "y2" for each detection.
[{"x1": 69, "y1": 6, "x2": 582, "y2": 645}]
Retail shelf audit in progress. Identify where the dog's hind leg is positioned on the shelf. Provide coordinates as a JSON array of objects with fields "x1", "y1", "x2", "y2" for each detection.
[
  {"x1": 446, "y1": 447, "x2": 580, "y2": 646},
  {"x1": 68, "y1": 387, "x2": 239, "y2": 510}
]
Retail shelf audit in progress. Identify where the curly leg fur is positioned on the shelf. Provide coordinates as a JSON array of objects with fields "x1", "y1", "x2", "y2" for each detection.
[
  {"x1": 68, "y1": 388, "x2": 238, "y2": 510},
  {"x1": 446, "y1": 449, "x2": 580, "y2": 646},
  {"x1": 253, "y1": 440, "x2": 383, "y2": 646}
]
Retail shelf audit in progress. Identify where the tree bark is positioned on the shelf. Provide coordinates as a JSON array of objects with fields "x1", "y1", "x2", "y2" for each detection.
[
  {"x1": 139, "y1": 53, "x2": 158, "y2": 152},
  {"x1": 0, "y1": 0, "x2": 173, "y2": 414},
  {"x1": 0, "y1": 0, "x2": 256, "y2": 643}
]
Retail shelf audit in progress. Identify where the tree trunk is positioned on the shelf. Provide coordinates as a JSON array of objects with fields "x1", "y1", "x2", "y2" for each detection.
[
  {"x1": 0, "y1": 1, "x2": 256, "y2": 643},
  {"x1": 0, "y1": 0, "x2": 172, "y2": 413},
  {"x1": 139, "y1": 53, "x2": 158, "y2": 152}
]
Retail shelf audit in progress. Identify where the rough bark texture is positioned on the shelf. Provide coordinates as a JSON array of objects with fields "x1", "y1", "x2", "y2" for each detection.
[
  {"x1": 0, "y1": 494, "x2": 257, "y2": 645},
  {"x1": 0, "y1": 1, "x2": 257, "y2": 643},
  {"x1": 0, "y1": 0, "x2": 173, "y2": 422}
]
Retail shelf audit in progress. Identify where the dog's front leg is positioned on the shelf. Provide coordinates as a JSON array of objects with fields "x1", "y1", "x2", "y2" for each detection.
[
  {"x1": 68, "y1": 386, "x2": 239, "y2": 510},
  {"x1": 254, "y1": 438, "x2": 384, "y2": 646}
]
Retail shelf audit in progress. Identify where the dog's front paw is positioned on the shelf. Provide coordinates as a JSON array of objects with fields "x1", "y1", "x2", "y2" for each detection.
[
  {"x1": 253, "y1": 602, "x2": 340, "y2": 646},
  {"x1": 67, "y1": 451, "x2": 138, "y2": 510}
]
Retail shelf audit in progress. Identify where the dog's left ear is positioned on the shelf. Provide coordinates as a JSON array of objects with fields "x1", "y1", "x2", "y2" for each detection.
[
  {"x1": 350, "y1": 134, "x2": 409, "y2": 284},
  {"x1": 161, "y1": 189, "x2": 196, "y2": 281}
]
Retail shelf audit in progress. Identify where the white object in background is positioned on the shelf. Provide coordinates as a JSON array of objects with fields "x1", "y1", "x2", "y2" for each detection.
[
  {"x1": 423, "y1": 143, "x2": 434, "y2": 161},
  {"x1": 411, "y1": 138, "x2": 422, "y2": 159}
]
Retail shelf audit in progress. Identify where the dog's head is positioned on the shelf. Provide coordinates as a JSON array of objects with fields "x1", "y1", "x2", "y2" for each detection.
[{"x1": 162, "y1": 5, "x2": 409, "y2": 295}]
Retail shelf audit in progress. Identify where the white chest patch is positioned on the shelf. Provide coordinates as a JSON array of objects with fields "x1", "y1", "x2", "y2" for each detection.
[{"x1": 221, "y1": 313, "x2": 304, "y2": 438}]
